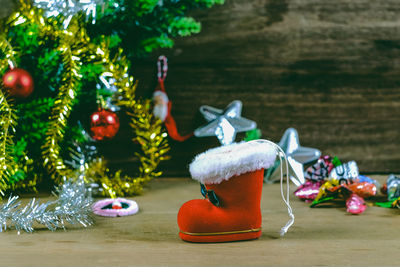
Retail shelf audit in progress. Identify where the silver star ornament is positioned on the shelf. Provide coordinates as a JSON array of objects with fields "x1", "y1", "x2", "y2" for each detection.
[
  {"x1": 265, "y1": 128, "x2": 321, "y2": 186},
  {"x1": 194, "y1": 100, "x2": 256, "y2": 145}
]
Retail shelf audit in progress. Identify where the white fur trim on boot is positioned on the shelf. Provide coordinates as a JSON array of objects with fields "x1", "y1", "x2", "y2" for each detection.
[{"x1": 189, "y1": 141, "x2": 277, "y2": 184}]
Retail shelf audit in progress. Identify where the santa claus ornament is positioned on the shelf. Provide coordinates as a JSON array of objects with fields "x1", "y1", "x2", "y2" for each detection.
[
  {"x1": 177, "y1": 140, "x2": 294, "y2": 243},
  {"x1": 153, "y1": 56, "x2": 193, "y2": 141}
]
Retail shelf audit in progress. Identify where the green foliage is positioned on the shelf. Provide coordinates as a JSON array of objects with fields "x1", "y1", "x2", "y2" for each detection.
[
  {"x1": 9, "y1": 138, "x2": 28, "y2": 184},
  {"x1": 0, "y1": 0, "x2": 224, "y2": 190},
  {"x1": 7, "y1": 23, "x2": 41, "y2": 55},
  {"x1": 80, "y1": 63, "x2": 104, "y2": 81},
  {"x1": 17, "y1": 98, "x2": 54, "y2": 144},
  {"x1": 132, "y1": 0, "x2": 160, "y2": 16},
  {"x1": 89, "y1": 0, "x2": 225, "y2": 57},
  {"x1": 37, "y1": 49, "x2": 62, "y2": 92},
  {"x1": 141, "y1": 34, "x2": 175, "y2": 53},
  {"x1": 196, "y1": 0, "x2": 225, "y2": 8},
  {"x1": 169, "y1": 17, "x2": 201, "y2": 36},
  {"x1": 7, "y1": 98, "x2": 55, "y2": 185},
  {"x1": 1, "y1": 15, "x2": 104, "y2": 186},
  {"x1": 108, "y1": 34, "x2": 122, "y2": 49}
]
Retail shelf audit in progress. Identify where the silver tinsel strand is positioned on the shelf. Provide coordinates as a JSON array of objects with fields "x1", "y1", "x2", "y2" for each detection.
[
  {"x1": 0, "y1": 178, "x2": 93, "y2": 234},
  {"x1": 33, "y1": 0, "x2": 105, "y2": 28},
  {"x1": 64, "y1": 130, "x2": 104, "y2": 196},
  {"x1": 98, "y1": 72, "x2": 121, "y2": 112}
]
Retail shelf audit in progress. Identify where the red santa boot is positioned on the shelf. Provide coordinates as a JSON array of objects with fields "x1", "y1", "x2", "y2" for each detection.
[{"x1": 177, "y1": 140, "x2": 295, "y2": 243}]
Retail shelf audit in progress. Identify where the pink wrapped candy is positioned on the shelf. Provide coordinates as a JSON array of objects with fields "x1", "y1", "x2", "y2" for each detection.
[
  {"x1": 294, "y1": 180, "x2": 322, "y2": 201},
  {"x1": 346, "y1": 193, "x2": 366, "y2": 214}
]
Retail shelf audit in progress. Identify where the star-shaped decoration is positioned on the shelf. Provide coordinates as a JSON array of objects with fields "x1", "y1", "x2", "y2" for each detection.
[
  {"x1": 265, "y1": 128, "x2": 321, "y2": 186},
  {"x1": 194, "y1": 100, "x2": 256, "y2": 145}
]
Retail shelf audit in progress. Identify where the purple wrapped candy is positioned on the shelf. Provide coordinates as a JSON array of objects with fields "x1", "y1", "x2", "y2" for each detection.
[
  {"x1": 304, "y1": 155, "x2": 334, "y2": 182},
  {"x1": 329, "y1": 161, "x2": 359, "y2": 184}
]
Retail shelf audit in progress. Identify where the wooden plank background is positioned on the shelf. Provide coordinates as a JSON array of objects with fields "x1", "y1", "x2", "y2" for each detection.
[
  {"x1": 2, "y1": 0, "x2": 400, "y2": 176},
  {"x1": 0, "y1": 0, "x2": 14, "y2": 19},
  {"x1": 129, "y1": 0, "x2": 400, "y2": 176}
]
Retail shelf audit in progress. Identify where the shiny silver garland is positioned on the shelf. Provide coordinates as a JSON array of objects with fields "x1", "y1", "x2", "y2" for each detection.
[
  {"x1": 33, "y1": 0, "x2": 105, "y2": 28},
  {"x1": 0, "y1": 178, "x2": 93, "y2": 234}
]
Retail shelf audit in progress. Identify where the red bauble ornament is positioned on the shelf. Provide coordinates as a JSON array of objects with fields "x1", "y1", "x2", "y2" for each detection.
[
  {"x1": 2, "y1": 68, "x2": 34, "y2": 98},
  {"x1": 90, "y1": 109, "x2": 120, "y2": 141}
]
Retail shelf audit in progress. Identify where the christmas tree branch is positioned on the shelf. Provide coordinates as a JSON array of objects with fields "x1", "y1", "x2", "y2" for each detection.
[
  {"x1": 2, "y1": 2, "x2": 172, "y2": 196},
  {"x1": 41, "y1": 20, "x2": 83, "y2": 184},
  {"x1": 0, "y1": 37, "x2": 17, "y2": 74},
  {"x1": 78, "y1": 45, "x2": 170, "y2": 197},
  {"x1": 0, "y1": 84, "x2": 18, "y2": 197},
  {"x1": 0, "y1": 37, "x2": 21, "y2": 197}
]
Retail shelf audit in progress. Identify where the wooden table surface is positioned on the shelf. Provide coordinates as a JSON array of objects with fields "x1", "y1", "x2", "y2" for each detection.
[{"x1": 0, "y1": 176, "x2": 398, "y2": 267}]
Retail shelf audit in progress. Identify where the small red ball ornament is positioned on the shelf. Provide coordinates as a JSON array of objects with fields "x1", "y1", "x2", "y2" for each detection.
[
  {"x1": 90, "y1": 109, "x2": 120, "y2": 141},
  {"x1": 2, "y1": 68, "x2": 34, "y2": 98}
]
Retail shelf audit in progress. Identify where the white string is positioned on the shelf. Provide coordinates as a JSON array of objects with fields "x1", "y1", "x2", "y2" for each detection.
[
  {"x1": 277, "y1": 148, "x2": 295, "y2": 236},
  {"x1": 251, "y1": 139, "x2": 295, "y2": 236}
]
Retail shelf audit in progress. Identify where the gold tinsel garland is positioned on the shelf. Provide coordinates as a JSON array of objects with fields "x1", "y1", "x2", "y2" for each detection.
[
  {"x1": 79, "y1": 44, "x2": 170, "y2": 197},
  {"x1": 41, "y1": 21, "x2": 85, "y2": 184},
  {"x1": 0, "y1": 1, "x2": 170, "y2": 197},
  {"x1": 84, "y1": 99, "x2": 170, "y2": 198},
  {"x1": 0, "y1": 37, "x2": 37, "y2": 194},
  {"x1": 0, "y1": 82, "x2": 17, "y2": 197},
  {"x1": 0, "y1": 38, "x2": 22, "y2": 196},
  {"x1": 4, "y1": 2, "x2": 88, "y2": 185}
]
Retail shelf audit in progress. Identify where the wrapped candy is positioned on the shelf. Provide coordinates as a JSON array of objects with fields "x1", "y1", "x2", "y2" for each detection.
[
  {"x1": 294, "y1": 180, "x2": 323, "y2": 201},
  {"x1": 304, "y1": 155, "x2": 335, "y2": 182},
  {"x1": 347, "y1": 182, "x2": 377, "y2": 199},
  {"x1": 295, "y1": 156, "x2": 334, "y2": 201},
  {"x1": 311, "y1": 180, "x2": 338, "y2": 205},
  {"x1": 295, "y1": 155, "x2": 337, "y2": 201},
  {"x1": 376, "y1": 175, "x2": 400, "y2": 209},
  {"x1": 329, "y1": 161, "x2": 359, "y2": 184},
  {"x1": 346, "y1": 194, "x2": 366, "y2": 214},
  {"x1": 311, "y1": 180, "x2": 376, "y2": 215},
  {"x1": 356, "y1": 175, "x2": 380, "y2": 187},
  {"x1": 386, "y1": 174, "x2": 400, "y2": 201},
  {"x1": 298, "y1": 156, "x2": 390, "y2": 214},
  {"x1": 392, "y1": 198, "x2": 400, "y2": 209}
]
